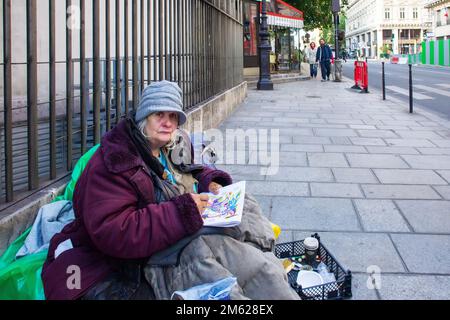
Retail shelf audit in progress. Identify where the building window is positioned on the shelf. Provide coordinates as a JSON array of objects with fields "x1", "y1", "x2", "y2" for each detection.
[
  {"x1": 383, "y1": 29, "x2": 393, "y2": 41},
  {"x1": 385, "y1": 8, "x2": 390, "y2": 19},
  {"x1": 413, "y1": 8, "x2": 418, "y2": 19},
  {"x1": 400, "y1": 8, "x2": 405, "y2": 19}
]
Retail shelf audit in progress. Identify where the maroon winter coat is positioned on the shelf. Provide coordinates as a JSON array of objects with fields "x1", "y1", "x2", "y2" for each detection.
[{"x1": 41, "y1": 119, "x2": 232, "y2": 300}]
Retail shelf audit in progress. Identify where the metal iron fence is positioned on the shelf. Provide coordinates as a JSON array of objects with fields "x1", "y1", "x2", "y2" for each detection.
[{"x1": 1, "y1": 0, "x2": 244, "y2": 205}]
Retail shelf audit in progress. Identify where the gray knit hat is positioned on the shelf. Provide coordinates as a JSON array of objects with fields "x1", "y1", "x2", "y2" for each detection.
[{"x1": 135, "y1": 80, "x2": 187, "y2": 125}]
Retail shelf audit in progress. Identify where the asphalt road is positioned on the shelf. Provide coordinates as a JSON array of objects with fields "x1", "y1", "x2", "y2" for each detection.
[{"x1": 341, "y1": 60, "x2": 450, "y2": 121}]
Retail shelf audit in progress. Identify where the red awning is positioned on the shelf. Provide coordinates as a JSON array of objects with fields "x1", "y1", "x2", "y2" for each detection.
[{"x1": 260, "y1": 0, "x2": 304, "y2": 29}]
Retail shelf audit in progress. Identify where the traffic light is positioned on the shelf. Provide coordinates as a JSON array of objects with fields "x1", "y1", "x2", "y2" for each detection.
[{"x1": 332, "y1": 0, "x2": 341, "y2": 13}]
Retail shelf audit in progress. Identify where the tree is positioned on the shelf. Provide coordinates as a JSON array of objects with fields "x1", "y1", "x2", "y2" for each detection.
[
  {"x1": 320, "y1": 12, "x2": 346, "y2": 50},
  {"x1": 284, "y1": 0, "x2": 348, "y2": 31}
]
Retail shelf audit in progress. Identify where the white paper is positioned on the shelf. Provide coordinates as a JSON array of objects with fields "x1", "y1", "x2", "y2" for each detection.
[{"x1": 201, "y1": 181, "x2": 246, "y2": 228}]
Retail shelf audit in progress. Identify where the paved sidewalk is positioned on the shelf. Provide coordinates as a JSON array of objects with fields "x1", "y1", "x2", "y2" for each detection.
[{"x1": 215, "y1": 77, "x2": 450, "y2": 300}]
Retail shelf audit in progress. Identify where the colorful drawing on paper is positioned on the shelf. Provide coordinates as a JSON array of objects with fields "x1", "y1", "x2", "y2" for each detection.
[
  {"x1": 200, "y1": 181, "x2": 246, "y2": 228},
  {"x1": 202, "y1": 190, "x2": 242, "y2": 220}
]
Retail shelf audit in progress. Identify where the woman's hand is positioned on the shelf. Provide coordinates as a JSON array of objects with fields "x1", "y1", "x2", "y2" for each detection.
[
  {"x1": 190, "y1": 193, "x2": 209, "y2": 214},
  {"x1": 208, "y1": 182, "x2": 222, "y2": 195}
]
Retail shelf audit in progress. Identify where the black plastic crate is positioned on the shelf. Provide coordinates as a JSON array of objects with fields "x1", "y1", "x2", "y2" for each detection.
[{"x1": 274, "y1": 233, "x2": 352, "y2": 300}]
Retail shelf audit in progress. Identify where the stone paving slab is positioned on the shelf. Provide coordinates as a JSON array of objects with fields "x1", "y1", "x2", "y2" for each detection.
[
  {"x1": 361, "y1": 184, "x2": 442, "y2": 200},
  {"x1": 394, "y1": 200, "x2": 450, "y2": 233},
  {"x1": 350, "y1": 137, "x2": 387, "y2": 146},
  {"x1": 246, "y1": 181, "x2": 309, "y2": 197},
  {"x1": 281, "y1": 144, "x2": 324, "y2": 152},
  {"x1": 293, "y1": 136, "x2": 332, "y2": 145},
  {"x1": 266, "y1": 167, "x2": 334, "y2": 182},
  {"x1": 215, "y1": 164, "x2": 267, "y2": 181},
  {"x1": 349, "y1": 273, "x2": 380, "y2": 300},
  {"x1": 346, "y1": 154, "x2": 409, "y2": 169},
  {"x1": 310, "y1": 183, "x2": 363, "y2": 198},
  {"x1": 390, "y1": 234, "x2": 450, "y2": 274},
  {"x1": 326, "y1": 119, "x2": 365, "y2": 125},
  {"x1": 357, "y1": 130, "x2": 399, "y2": 138},
  {"x1": 434, "y1": 186, "x2": 450, "y2": 200},
  {"x1": 395, "y1": 131, "x2": 443, "y2": 140},
  {"x1": 271, "y1": 197, "x2": 361, "y2": 231},
  {"x1": 307, "y1": 153, "x2": 349, "y2": 167},
  {"x1": 377, "y1": 274, "x2": 450, "y2": 300},
  {"x1": 252, "y1": 195, "x2": 272, "y2": 219},
  {"x1": 314, "y1": 128, "x2": 358, "y2": 137},
  {"x1": 365, "y1": 146, "x2": 420, "y2": 155},
  {"x1": 401, "y1": 155, "x2": 450, "y2": 169},
  {"x1": 330, "y1": 137, "x2": 352, "y2": 145},
  {"x1": 297, "y1": 123, "x2": 349, "y2": 129},
  {"x1": 372, "y1": 169, "x2": 448, "y2": 185},
  {"x1": 279, "y1": 128, "x2": 314, "y2": 136},
  {"x1": 349, "y1": 125, "x2": 377, "y2": 130},
  {"x1": 417, "y1": 148, "x2": 450, "y2": 155},
  {"x1": 277, "y1": 151, "x2": 308, "y2": 167},
  {"x1": 436, "y1": 131, "x2": 450, "y2": 139},
  {"x1": 437, "y1": 170, "x2": 450, "y2": 183},
  {"x1": 353, "y1": 199, "x2": 411, "y2": 232},
  {"x1": 332, "y1": 168, "x2": 379, "y2": 184},
  {"x1": 385, "y1": 139, "x2": 436, "y2": 148},
  {"x1": 323, "y1": 145, "x2": 368, "y2": 153}
]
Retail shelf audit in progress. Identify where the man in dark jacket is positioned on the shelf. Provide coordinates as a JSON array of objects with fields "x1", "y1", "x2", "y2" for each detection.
[{"x1": 316, "y1": 38, "x2": 333, "y2": 82}]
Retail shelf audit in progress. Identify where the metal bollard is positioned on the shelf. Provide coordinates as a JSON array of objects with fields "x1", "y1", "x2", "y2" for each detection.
[
  {"x1": 367, "y1": 61, "x2": 369, "y2": 92},
  {"x1": 409, "y1": 64, "x2": 413, "y2": 113},
  {"x1": 382, "y1": 62, "x2": 386, "y2": 100}
]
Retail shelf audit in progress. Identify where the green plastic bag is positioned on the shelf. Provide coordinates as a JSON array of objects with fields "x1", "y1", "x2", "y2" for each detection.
[
  {"x1": 53, "y1": 144, "x2": 100, "y2": 203},
  {"x1": 0, "y1": 144, "x2": 100, "y2": 300}
]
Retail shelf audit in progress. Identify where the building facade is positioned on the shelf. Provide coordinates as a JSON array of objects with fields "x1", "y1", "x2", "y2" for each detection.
[
  {"x1": 425, "y1": 0, "x2": 450, "y2": 39},
  {"x1": 242, "y1": 0, "x2": 304, "y2": 74},
  {"x1": 345, "y1": 0, "x2": 431, "y2": 57}
]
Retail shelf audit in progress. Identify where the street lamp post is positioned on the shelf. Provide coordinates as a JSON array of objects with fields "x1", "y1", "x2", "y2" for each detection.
[
  {"x1": 332, "y1": 0, "x2": 342, "y2": 82},
  {"x1": 257, "y1": 0, "x2": 273, "y2": 90}
]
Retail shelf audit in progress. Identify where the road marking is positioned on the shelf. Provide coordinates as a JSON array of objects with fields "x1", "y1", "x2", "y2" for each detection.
[
  {"x1": 386, "y1": 86, "x2": 433, "y2": 100},
  {"x1": 436, "y1": 83, "x2": 450, "y2": 89},
  {"x1": 413, "y1": 67, "x2": 450, "y2": 76},
  {"x1": 414, "y1": 84, "x2": 450, "y2": 98}
]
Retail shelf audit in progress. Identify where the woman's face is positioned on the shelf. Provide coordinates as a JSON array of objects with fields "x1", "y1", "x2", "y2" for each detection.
[
  {"x1": 145, "y1": 111, "x2": 179, "y2": 149},
  {"x1": 310, "y1": 42, "x2": 316, "y2": 49}
]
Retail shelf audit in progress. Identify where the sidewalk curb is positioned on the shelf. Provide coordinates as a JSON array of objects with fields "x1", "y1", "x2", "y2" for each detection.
[{"x1": 247, "y1": 75, "x2": 311, "y2": 88}]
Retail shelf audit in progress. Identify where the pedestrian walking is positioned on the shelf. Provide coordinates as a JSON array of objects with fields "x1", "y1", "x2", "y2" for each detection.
[
  {"x1": 306, "y1": 42, "x2": 318, "y2": 79},
  {"x1": 316, "y1": 38, "x2": 333, "y2": 82}
]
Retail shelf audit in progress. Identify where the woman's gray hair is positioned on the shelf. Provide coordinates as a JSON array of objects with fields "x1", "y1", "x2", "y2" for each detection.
[{"x1": 137, "y1": 118, "x2": 150, "y2": 138}]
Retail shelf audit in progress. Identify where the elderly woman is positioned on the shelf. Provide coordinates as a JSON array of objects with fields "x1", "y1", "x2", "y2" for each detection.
[
  {"x1": 42, "y1": 81, "x2": 299, "y2": 300},
  {"x1": 306, "y1": 42, "x2": 318, "y2": 79}
]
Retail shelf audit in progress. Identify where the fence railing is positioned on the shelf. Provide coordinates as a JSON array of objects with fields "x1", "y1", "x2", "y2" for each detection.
[{"x1": 1, "y1": 0, "x2": 244, "y2": 205}]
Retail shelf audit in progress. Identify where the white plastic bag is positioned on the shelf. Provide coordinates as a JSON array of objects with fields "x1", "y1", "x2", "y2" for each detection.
[{"x1": 171, "y1": 277, "x2": 237, "y2": 300}]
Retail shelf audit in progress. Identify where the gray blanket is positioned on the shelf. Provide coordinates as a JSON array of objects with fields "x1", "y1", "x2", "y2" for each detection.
[{"x1": 144, "y1": 193, "x2": 300, "y2": 300}]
